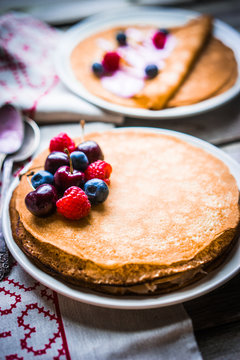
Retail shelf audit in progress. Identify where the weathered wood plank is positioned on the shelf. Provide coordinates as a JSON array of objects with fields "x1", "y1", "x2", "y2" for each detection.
[
  {"x1": 195, "y1": 320, "x2": 240, "y2": 360},
  {"x1": 184, "y1": 273, "x2": 240, "y2": 331},
  {"x1": 181, "y1": 0, "x2": 240, "y2": 31},
  {"x1": 123, "y1": 95, "x2": 240, "y2": 145},
  {"x1": 184, "y1": 143, "x2": 240, "y2": 332}
]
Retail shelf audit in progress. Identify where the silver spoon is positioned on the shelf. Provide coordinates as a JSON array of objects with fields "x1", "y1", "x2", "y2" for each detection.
[
  {"x1": 0, "y1": 117, "x2": 40, "y2": 280},
  {"x1": 0, "y1": 104, "x2": 24, "y2": 169}
]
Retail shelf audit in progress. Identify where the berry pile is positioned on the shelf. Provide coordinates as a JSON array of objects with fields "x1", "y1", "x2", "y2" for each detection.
[
  {"x1": 25, "y1": 133, "x2": 112, "y2": 220},
  {"x1": 92, "y1": 28, "x2": 169, "y2": 80}
]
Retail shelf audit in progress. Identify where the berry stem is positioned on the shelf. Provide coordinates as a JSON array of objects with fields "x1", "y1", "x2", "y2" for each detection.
[
  {"x1": 64, "y1": 148, "x2": 73, "y2": 174},
  {"x1": 80, "y1": 119, "x2": 85, "y2": 143}
]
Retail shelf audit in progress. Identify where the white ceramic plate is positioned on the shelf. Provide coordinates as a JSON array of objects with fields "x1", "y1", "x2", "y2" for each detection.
[
  {"x1": 3, "y1": 127, "x2": 240, "y2": 309},
  {"x1": 55, "y1": 7, "x2": 240, "y2": 119}
]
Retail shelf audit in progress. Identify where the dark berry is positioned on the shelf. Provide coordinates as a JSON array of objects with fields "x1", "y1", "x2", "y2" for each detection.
[
  {"x1": 158, "y1": 28, "x2": 169, "y2": 35},
  {"x1": 54, "y1": 165, "x2": 85, "y2": 192},
  {"x1": 116, "y1": 32, "x2": 127, "y2": 46},
  {"x1": 31, "y1": 170, "x2": 54, "y2": 189},
  {"x1": 25, "y1": 184, "x2": 58, "y2": 217},
  {"x1": 44, "y1": 151, "x2": 69, "y2": 174},
  {"x1": 145, "y1": 64, "x2": 159, "y2": 79},
  {"x1": 102, "y1": 52, "x2": 120, "y2": 72},
  {"x1": 70, "y1": 151, "x2": 89, "y2": 171},
  {"x1": 76, "y1": 140, "x2": 104, "y2": 164},
  {"x1": 92, "y1": 62, "x2": 104, "y2": 77},
  {"x1": 84, "y1": 179, "x2": 109, "y2": 205}
]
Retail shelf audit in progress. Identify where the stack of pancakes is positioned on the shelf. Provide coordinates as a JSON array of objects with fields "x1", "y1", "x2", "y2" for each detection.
[
  {"x1": 70, "y1": 15, "x2": 238, "y2": 110},
  {"x1": 10, "y1": 130, "x2": 240, "y2": 295}
]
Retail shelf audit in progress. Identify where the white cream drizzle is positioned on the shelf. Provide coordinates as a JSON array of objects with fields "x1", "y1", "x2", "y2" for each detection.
[{"x1": 98, "y1": 28, "x2": 176, "y2": 98}]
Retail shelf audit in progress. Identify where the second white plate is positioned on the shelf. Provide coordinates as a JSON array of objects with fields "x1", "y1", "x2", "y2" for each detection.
[{"x1": 55, "y1": 7, "x2": 240, "y2": 119}]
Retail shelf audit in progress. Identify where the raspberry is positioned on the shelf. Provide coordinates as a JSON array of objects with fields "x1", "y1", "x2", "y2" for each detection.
[
  {"x1": 49, "y1": 133, "x2": 75, "y2": 153},
  {"x1": 85, "y1": 160, "x2": 112, "y2": 184},
  {"x1": 152, "y1": 31, "x2": 167, "y2": 49},
  {"x1": 102, "y1": 52, "x2": 120, "y2": 72},
  {"x1": 56, "y1": 186, "x2": 91, "y2": 220}
]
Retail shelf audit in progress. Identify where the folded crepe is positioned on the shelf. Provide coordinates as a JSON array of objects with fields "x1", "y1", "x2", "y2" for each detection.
[
  {"x1": 70, "y1": 15, "x2": 238, "y2": 110},
  {"x1": 167, "y1": 37, "x2": 238, "y2": 107},
  {"x1": 134, "y1": 15, "x2": 212, "y2": 109}
]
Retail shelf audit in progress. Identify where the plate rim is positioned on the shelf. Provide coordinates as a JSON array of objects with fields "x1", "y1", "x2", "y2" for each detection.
[
  {"x1": 3, "y1": 127, "x2": 240, "y2": 309},
  {"x1": 55, "y1": 6, "x2": 240, "y2": 120}
]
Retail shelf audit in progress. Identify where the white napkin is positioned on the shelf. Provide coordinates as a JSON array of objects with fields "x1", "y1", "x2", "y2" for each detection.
[
  {"x1": 59, "y1": 296, "x2": 202, "y2": 360},
  {"x1": 0, "y1": 12, "x2": 123, "y2": 124}
]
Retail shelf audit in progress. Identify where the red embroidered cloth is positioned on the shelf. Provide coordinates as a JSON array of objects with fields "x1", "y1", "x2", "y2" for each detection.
[
  {"x1": 0, "y1": 12, "x2": 123, "y2": 124},
  {"x1": 1, "y1": 261, "x2": 70, "y2": 360}
]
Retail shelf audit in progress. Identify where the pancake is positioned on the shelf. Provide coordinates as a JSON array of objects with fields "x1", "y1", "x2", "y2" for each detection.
[
  {"x1": 167, "y1": 37, "x2": 238, "y2": 107},
  {"x1": 133, "y1": 15, "x2": 212, "y2": 109},
  {"x1": 10, "y1": 130, "x2": 240, "y2": 295},
  {"x1": 70, "y1": 15, "x2": 238, "y2": 110}
]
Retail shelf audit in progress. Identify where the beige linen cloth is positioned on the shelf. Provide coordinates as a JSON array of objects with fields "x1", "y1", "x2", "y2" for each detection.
[{"x1": 0, "y1": 12, "x2": 123, "y2": 124}]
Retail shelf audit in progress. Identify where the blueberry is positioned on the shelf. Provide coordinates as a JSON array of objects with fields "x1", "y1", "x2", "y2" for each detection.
[
  {"x1": 92, "y1": 62, "x2": 104, "y2": 77},
  {"x1": 145, "y1": 64, "x2": 159, "y2": 79},
  {"x1": 116, "y1": 32, "x2": 127, "y2": 46},
  {"x1": 70, "y1": 151, "x2": 89, "y2": 171},
  {"x1": 158, "y1": 28, "x2": 169, "y2": 35},
  {"x1": 84, "y1": 179, "x2": 109, "y2": 205},
  {"x1": 31, "y1": 170, "x2": 54, "y2": 189}
]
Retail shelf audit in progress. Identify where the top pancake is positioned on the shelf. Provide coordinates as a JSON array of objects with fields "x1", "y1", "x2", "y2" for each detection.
[
  {"x1": 134, "y1": 15, "x2": 212, "y2": 108},
  {"x1": 167, "y1": 37, "x2": 238, "y2": 107},
  {"x1": 15, "y1": 131, "x2": 239, "y2": 272},
  {"x1": 70, "y1": 16, "x2": 238, "y2": 109}
]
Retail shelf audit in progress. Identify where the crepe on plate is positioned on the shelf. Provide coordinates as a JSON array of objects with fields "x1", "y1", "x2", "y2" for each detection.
[
  {"x1": 70, "y1": 15, "x2": 238, "y2": 110},
  {"x1": 10, "y1": 130, "x2": 240, "y2": 295}
]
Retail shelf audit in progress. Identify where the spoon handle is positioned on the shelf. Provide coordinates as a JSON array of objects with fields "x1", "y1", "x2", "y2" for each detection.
[
  {"x1": 0, "y1": 152, "x2": 6, "y2": 170},
  {"x1": 0, "y1": 158, "x2": 13, "y2": 280}
]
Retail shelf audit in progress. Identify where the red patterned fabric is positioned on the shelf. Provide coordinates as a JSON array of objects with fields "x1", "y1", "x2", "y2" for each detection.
[
  {"x1": 0, "y1": 12, "x2": 59, "y2": 114},
  {"x1": 0, "y1": 12, "x2": 123, "y2": 124},
  {"x1": 0, "y1": 261, "x2": 70, "y2": 359}
]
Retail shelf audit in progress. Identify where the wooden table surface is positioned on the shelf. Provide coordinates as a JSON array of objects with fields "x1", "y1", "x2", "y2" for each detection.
[{"x1": 5, "y1": 0, "x2": 240, "y2": 358}]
